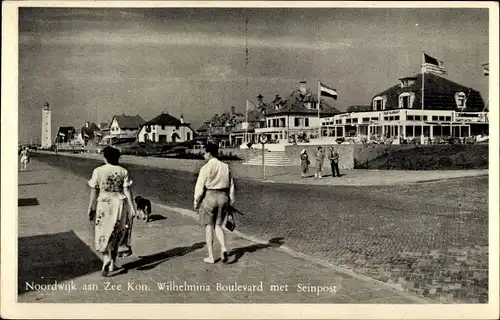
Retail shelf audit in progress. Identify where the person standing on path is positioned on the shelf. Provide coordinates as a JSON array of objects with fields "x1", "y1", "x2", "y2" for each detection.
[
  {"x1": 300, "y1": 149, "x2": 310, "y2": 178},
  {"x1": 87, "y1": 146, "x2": 137, "y2": 277},
  {"x1": 314, "y1": 147, "x2": 325, "y2": 178},
  {"x1": 194, "y1": 143, "x2": 235, "y2": 264},
  {"x1": 328, "y1": 147, "x2": 341, "y2": 177},
  {"x1": 19, "y1": 147, "x2": 30, "y2": 171}
]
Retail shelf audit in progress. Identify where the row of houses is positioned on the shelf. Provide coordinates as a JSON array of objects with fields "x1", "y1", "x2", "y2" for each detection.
[
  {"x1": 55, "y1": 112, "x2": 196, "y2": 147},
  {"x1": 195, "y1": 73, "x2": 488, "y2": 147},
  {"x1": 53, "y1": 72, "x2": 488, "y2": 150}
]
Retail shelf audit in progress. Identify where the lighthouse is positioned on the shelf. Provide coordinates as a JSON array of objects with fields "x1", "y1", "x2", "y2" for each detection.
[{"x1": 41, "y1": 102, "x2": 51, "y2": 149}]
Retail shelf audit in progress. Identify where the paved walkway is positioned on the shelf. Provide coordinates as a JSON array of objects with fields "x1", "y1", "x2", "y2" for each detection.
[
  {"x1": 36, "y1": 151, "x2": 488, "y2": 186},
  {"x1": 17, "y1": 160, "x2": 429, "y2": 303}
]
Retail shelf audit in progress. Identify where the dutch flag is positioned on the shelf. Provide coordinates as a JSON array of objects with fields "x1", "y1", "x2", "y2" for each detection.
[{"x1": 320, "y1": 82, "x2": 338, "y2": 100}]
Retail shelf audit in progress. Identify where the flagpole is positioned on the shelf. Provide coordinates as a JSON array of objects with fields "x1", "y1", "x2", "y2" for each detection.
[
  {"x1": 245, "y1": 100, "x2": 249, "y2": 143},
  {"x1": 317, "y1": 80, "x2": 321, "y2": 138},
  {"x1": 421, "y1": 52, "x2": 425, "y2": 144}
]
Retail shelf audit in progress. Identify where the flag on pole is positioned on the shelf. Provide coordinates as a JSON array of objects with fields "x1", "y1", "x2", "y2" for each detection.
[
  {"x1": 482, "y1": 63, "x2": 489, "y2": 76},
  {"x1": 422, "y1": 53, "x2": 447, "y2": 75},
  {"x1": 319, "y1": 82, "x2": 338, "y2": 100}
]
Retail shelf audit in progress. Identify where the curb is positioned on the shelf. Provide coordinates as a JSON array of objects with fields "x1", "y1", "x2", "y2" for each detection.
[{"x1": 154, "y1": 203, "x2": 436, "y2": 304}]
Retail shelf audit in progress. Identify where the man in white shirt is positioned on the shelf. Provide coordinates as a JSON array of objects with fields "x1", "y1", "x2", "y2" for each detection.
[{"x1": 194, "y1": 143, "x2": 235, "y2": 264}]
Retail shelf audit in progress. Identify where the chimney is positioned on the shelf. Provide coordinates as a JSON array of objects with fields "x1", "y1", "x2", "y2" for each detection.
[
  {"x1": 257, "y1": 94, "x2": 263, "y2": 105},
  {"x1": 230, "y1": 106, "x2": 236, "y2": 115},
  {"x1": 299, "y1": 81, "x2": 307, "y2": 94},
  {"x1": 180, "y1": 115, "x2": 185, "y2": 124}
]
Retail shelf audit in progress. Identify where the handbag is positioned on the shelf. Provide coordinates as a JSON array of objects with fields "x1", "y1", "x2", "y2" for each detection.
[
  {"x1": 225, "y1": 209, "x2": 236, "y2": 232},
  {"x1": 88, "y1": 209, "x2": 96, "y2": 221}
]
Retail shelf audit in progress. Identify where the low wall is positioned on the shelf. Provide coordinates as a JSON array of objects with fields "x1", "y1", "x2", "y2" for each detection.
[
  {"x1": 352, "y1": 145, "x2": 419, "y2": 168},
  {"x1": 187, "y1": 147, "x2": 264, "y2": 161},
  {"x1": 285, "y1": 144, "x2": 355, "y2": 170},
  {"x1": 352, "y1": 144, "x2": 489, "y2": 170}
]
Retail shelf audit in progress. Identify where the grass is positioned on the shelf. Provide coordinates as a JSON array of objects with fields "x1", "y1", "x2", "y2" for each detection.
[{"x1": 359, "y1": 145, "x2": 489, "y2": 170}]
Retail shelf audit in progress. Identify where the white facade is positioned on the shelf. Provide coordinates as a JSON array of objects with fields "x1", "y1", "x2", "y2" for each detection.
[
  {"x1": 109, "y1": 118, "x2": 140, "y2": 138},
  {"x1": 41, "y1": 105, "x2": 51, "y2": 148},
  {"x1": 320, "y1": 109, "x2": 488, "y2": 141},
  {"x1": 255, "y1": 115, "x2": 322, "y2": 133},
  {"x1": 137, "y1": 124, "x2": 194, "y2": 143}
]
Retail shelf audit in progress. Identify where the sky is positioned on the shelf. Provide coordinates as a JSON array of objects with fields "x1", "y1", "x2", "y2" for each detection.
[{"x1": 18, "y1": 7, "x2": 489, "y2": 144}]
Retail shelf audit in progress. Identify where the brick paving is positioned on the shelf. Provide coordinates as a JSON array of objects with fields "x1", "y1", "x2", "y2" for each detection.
[
  {"x1": 17, "y1": 160, "x2": 426, "y2": 304},
  {"x1": 30, "y1": 153, "x2": 489, "y2": 303}
]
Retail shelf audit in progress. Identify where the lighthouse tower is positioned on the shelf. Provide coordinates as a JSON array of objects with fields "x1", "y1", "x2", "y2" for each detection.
[{"x1": 41, "y1": 102, "x2": 51, "y2": 149}]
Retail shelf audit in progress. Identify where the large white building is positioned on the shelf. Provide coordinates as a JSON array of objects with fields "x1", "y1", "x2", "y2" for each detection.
[
  {"x1": 319, "y1": 73, "x2": 488, "y2": 143},
  {"x1": 252, "y1": 81, "x2": 340, "y2": 143},
  {"x1": 41, "y1": 102, "x2": 51, "y2": 149},
  {"x1": 137, "y1": 113, "x2": 194, "y2": 143}
]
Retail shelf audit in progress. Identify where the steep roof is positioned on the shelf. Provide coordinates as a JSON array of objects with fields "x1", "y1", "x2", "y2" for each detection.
[
  {"x1": 371, "y1": 73, "x2": 485, "y2": 111},
  {"x1": 56, "y1": 126, "x2": 75, "y2": 135},
  {"x1": 113, "y1": 115, "x2": 146, "y2": 129},
  {"x1": 346, "y1": 105, "x2": 372, "y2": 113},
  {"x1": 264, "y1": 89, "x2": 341, "y2": 116},
  {"x1": 247, "y1": 109, "x2": 263, "y2": 122},
  {"x1": 145, "y1": 113, "x2": 189, "y2": 126}
]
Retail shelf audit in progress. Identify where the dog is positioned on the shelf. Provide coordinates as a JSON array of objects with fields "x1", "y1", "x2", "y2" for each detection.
[{"x1": 134, "y1": 196, "x2": 152, "y2": 222}]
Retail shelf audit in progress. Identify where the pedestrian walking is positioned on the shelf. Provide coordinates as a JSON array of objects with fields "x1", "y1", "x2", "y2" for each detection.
[
  {"x1": 87, "y1": 146, "x2": 137, "y2": 277},
  {"x1": 20, "y1": 147, "x2": 30, "y2": 171},
  {"x1": 314, "y1": 147, "x2": 325, "y2": 178},
  {"x1": 300, "y1": 149, "x2": 310, "y2": 178},
  {"x1": 328, "y1": 147, "x2": 341, "y2": 177},
  {"x1": 194, "y1": 143, "x2": 235, "y2": 264}
]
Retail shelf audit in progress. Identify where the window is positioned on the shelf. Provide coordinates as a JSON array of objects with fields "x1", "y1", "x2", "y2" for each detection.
[
  {"x1": 423, "y1": 116, "x2": 428, "y2": 121},
  {"x1": 407, "y1": 115, "x2": 414, "y2": 121},
  {"x1": 439, "y1": 116, "x2": 445, "y2": 121},
  {"x1": 455, "y1": 92, "x2": 467, "y2": 109},
  {"x1": 399, "y1": 93, "x2": 411, "y2": 109},
  {"x1": 371, "y1": 117, "x2": 378, "y2": 121},
  {"x1": 280, "y1": 118, "x2": 286, "y2": 127},
  {"x1": 336, "y1": 120, "x2": 342, "y2": 124},
  {"x1": 395, "y1": 116, "x2": 400, "y2": 121},
  {"x1": 445, "y1": 116, "x2": 451, "y2": 122},
  {"x1": 161, "y1": 125, "x2": 165, "y2": 130},
  {"x1": 362, "y1": 117, "x2": 370, "y2": 123},
  {"x1": 414, "y1": 116, "x2": 421, "y2": 121},
  {"x1": 305, "y1": 118, "x2": 309, "y2": 127},
  {"x1": 187, "y1": 132, "x2": 191, "y2": 140},
  {"x1": 346, "y1": 119, "x2": 352, "y2": 124},
  {"x1": 267, "y1": 120, "x2": 271, "y2": 127},
  {"x1": 294, "y1": 118, "x2": 300, "y2": 127},
  {"x1": 373, "y1": 97, "x2": 385, "y2": 111},
  {"x1": 432, "y1": 116, "x2": 439, "y2": 121},
  {"x1": 383, "y1": 117, "x2": 389, "y2": 121}
]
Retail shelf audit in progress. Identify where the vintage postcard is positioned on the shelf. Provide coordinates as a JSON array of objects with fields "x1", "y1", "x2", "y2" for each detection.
[{"x1": 1, "y1": 1, "x2": 499, "y2": 319}]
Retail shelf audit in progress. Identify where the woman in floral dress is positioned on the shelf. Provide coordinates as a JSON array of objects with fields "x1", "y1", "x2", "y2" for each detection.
[{"x1": 87, "y1": 146, "x2": 136, "y2": 276}]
